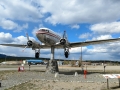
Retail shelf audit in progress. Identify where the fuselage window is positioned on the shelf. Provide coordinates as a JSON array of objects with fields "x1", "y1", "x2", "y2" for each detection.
[
  {"x1": 45, "y1": 30, "x2": 49, "y2": 33},
  {"x1": 41, "y1": 29, "x2": 45, "y2": 31}
]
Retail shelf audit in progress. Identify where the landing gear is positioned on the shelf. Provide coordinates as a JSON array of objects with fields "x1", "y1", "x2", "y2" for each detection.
[
  {"x1": 64, "y1": 48, "x2": 69, "y2": 58},
  {"x1": 35, "y1": 52, "x2": 39, "y2": 58},
  {"x1": 65, "y1": 51, "x2": 69, "y2": 58},
  {"x1": 35, "y1": 49, "x2": 40, "y2": 58}
]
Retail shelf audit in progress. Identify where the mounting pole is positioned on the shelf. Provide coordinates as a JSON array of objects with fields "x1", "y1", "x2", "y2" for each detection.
[
  {"x1": 46, "y1": 46, "x2": 59, "y2": 73},
  {"x1": 51, "y1": 46, "x2": 54, "y2": 60},
  {"x1": 80, "y1": 47, "x2": 83, "y2": 71}
]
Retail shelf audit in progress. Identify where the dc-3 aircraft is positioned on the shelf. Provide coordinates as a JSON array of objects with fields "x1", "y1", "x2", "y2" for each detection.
[{"x1": 1, "y1": 28, "x2": 120, "y2": 73}]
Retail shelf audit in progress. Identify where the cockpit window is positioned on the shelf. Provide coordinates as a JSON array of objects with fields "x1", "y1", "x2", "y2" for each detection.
[
  {"x1": 40, "y1": 29, "x2": 49, "y2": 32},
  {"x1": 42, "y1": 29, "x2": 45, "y2": 31}
]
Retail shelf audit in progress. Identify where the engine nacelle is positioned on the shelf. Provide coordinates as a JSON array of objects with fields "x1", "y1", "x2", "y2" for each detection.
[
  {"x1": 27, "y1": 40, "x2": 33, "y2": 47},
  {"x1": 27, "y1": 40, "x2": 40, "y2": 49},
  {"x1": 60, "y1": 39, "x2": 66, "y2": 45}
]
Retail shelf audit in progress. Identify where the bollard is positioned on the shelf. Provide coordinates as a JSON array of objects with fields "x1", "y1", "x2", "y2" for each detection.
[
  {"x1": 55, "y1": 72, "x2": 59, "y2": 78},
  {"x1": 119, "y1": 78, "x2": 120, "y2": 87},
  {"x1": 84, "y1": 70, "x2": 87, "y2": 79},
  {"x1": 107, "y1": 78, "x2": 109, "y2": 89},
  {"x1": 29, "y1": 64, "x2": 31, "y2": 71},
  {"x1": 75, "y1": 72, "x2": 78, "y2": 77},
  {"x1": 0, "y1": 80, "x2": 1, "y2": 87}
]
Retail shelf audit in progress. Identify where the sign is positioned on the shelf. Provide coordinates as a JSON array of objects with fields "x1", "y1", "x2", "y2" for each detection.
[
  {"x1": 103, "y1": 74, "x2": 120, "y2": 89},
  {"x1": 103, "y1": 74, "x2": 120, "y2": 79}
]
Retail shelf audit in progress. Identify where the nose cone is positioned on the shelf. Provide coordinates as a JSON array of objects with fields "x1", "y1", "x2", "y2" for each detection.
[
  {"x1": 36, "y1": 30, "x2": 42, "y2": 37},
  {"x1": 36, "y1": 30, "x2": 39, "y2": 36},
  {"x1": 35, "y1": 30, "x2": 44, "y2": 42},
  {"x1": 36, "y1": 31, "x2": 40, "y2": 40}
]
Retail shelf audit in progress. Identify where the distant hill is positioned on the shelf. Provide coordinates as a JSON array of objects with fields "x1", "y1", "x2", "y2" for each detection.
[
  {"x1": 0, "y1": 53, "x2": 16, "y2": 59},
  {"x1": 0, "y1": 53, "x2": 49, "y2": 61},
  {"x1": 0, "y1": 54, "x2": 7, "y2": 58}
]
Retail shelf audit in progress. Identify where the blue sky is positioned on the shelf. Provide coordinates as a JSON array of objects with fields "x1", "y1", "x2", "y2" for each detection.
[{"x1": 1, "y1": 0, "x2": 120, "y2": 60}]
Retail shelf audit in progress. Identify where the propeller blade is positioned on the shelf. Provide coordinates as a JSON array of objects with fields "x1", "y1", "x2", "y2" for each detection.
[
  {"x1": 26, "y1": 33, "x2": 29, "y2": 41},
  {"x1": 22, "y1": 46, "x2": 28, "y2": 52},
  {"x1": 63, "y1": 30, "x2": 67, "y2": 39}
]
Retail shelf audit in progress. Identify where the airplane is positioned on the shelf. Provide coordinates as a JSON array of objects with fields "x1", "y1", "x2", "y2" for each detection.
[{"x1": 1, "y1": 28, "x2": 120, "y2": 73}]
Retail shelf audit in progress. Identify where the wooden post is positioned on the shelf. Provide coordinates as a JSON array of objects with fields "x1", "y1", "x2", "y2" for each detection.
[
  {"x1": 29, "y1": 64, "x2": 30, "y2": 71},
  {"x1": 0, "y1": 80, "x2": 1, "y2": 87},
  {"x1": 118, "y1": 78, "x2": 120, "y2": 87},
  {"x1": 104, "y1": 65, "x2": 106, "y2": 74},
  {"x1": 107, "y1": 78, "x2": 109, "y2": 89}
]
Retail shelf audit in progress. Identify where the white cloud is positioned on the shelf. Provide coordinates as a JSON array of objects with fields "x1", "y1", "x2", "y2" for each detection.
[
  {"x1": 70, "y1": 47, "x2": 87, "y2": 54},
  {"x1": 0, "y1": 0, "x2": 42, "y2": 22},
  {"x1": 38, "y1": 0, "x2": 120, "y2": 25},
  {"x1": 0, "y1": 19, "x2": 28, "y2": 32},
  {"x1": 1, "y1": 0, "x2": 120, "y2": 25},
  {"x1": 71, "y1": 24, "x2": 80, "y2": 29},
  {"x1": 90, "y1": 22, "x2": 120, "y2": 34},
  {"x1": 85, "y1": 41, "x2": 120, "y2": 60},
  {"x1": 79, "y1": 33, "x2": 92, "y2": 39},
  {"x1": 0, "y1": 19, "x2": 18, "y2": 30},
  {"x1": 0, "y1": 32, "x2": 14, "y2": 43},
  {"x1": 92, "y1": 35, "x2": 112, "y2": 40},
  {"x1": 14, "y1": 23, "x2": 28, "y2": 32},
  {"x1": 1, "y1": 0, "x2": 120, "y2": 26}
]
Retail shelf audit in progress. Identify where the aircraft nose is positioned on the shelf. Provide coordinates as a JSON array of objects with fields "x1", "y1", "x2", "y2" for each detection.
[{"x1": 36, "y1": 31, "x2": 40, "y2": 36}]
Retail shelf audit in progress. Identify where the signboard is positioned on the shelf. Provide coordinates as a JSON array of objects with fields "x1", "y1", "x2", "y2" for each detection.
[{"x1": 103, "y1": 74, "x2": 120, "y2": 79}]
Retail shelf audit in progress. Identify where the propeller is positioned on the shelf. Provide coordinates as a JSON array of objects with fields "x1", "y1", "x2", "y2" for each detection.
[
  {"x1": 22, "y1": 32, "x2": 32, "y2": 52},
  {"x1": 60, "y1": 31, "x2": 67, "y2": 45}
]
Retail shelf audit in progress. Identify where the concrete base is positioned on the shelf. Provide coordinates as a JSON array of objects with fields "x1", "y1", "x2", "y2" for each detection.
[{"x1": 46, "y1": 60, "x2": 59, "y2": 74}]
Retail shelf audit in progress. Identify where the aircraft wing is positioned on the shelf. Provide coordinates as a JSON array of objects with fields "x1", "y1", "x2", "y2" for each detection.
[
  {"x1": 0, "y1": 44, "x2": 51, "y2": 48},
  {"x1": 0, "y1": 44, "x2": 27, "y2": 48},
  {"x1": 69, "y1": 38, "x2": 120, "y2": 48},
  {"x1": 1, "y1": 38, "x2": 120, "y2": 49}
]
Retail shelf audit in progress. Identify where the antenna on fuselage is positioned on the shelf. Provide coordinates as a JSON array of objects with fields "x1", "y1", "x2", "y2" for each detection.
[{"x1": 63, "y1": 30, "x2": 67, "y2": 39}]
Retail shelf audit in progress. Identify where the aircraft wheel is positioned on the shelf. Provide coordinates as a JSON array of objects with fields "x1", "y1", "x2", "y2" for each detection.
[
  {"x1": 35, "y1": 52, "x2": 39, "y2": 58},
  {"x1": 65, "y1": 52, "x2": 68, "y2": 58}
]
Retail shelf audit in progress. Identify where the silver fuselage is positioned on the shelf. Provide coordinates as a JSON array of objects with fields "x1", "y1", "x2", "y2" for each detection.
[{"x1": 36, "y1": 28, "x2": 61, "y2": 45}]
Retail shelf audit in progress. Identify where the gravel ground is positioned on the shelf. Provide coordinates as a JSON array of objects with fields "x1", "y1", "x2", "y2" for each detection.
[
  {"x1": 0, "y1": 70, "x2": 120, "y2": 90},
  {"x1": 0, "y1": 65, "x2": 120, "y2": 90}
]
